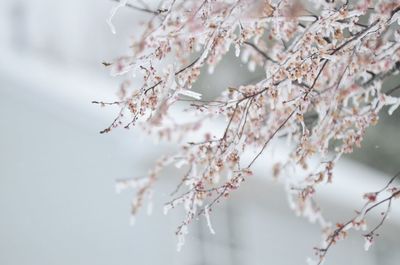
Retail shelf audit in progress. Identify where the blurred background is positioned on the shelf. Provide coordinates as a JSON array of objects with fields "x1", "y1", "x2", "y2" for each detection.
[{"x1": 0, "y1": 1, "x2": 399, "y2": 265}]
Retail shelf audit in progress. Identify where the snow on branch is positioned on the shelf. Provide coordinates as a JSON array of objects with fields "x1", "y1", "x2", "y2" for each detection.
[
  {"x1": 311, "y1": 172, "x2": 400, "y2": 264},
  {"x1": 97, "y1": 0, "x2": 400, "y2": 262}
]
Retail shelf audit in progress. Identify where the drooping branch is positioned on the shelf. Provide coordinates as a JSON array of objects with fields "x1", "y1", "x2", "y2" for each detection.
[
  {"x1": 99, "y1": 0, "x2": 400, "y2": 261},
  {"x1": 314, "y1": 172, "x2": 400, "y2": 264}
]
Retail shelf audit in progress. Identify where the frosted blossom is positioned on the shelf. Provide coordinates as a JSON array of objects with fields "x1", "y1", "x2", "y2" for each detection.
[{"x1": 98, "y1": 1, "x2": 400, "y2": 263}]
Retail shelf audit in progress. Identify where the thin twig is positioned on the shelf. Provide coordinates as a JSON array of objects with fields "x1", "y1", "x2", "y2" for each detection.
[{"x1": 110, "y1": 0, "x2": 161, "y2": 15}]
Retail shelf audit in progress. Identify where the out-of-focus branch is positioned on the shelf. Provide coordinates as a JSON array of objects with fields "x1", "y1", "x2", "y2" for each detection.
[
  {"x1": 243, "y1": 41, "x2": 278, "y2": 64},
  {"x1": 110, "y1": 0, "x2": 162, "y2": 15},
  {"x1": 386, "y1": 84, "x2": 400, "y2": 95},
  {"x1": 315, "y1": 172, "x2": 400, "y2": 264}
]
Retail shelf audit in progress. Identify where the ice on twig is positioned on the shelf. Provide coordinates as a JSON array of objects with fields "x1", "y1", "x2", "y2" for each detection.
[
  {"x1": 107, "y1": 0, "x2": 128, "y2": 34},
  {"x1": 204, "y1": 205, "x2": 216, "y2": 235},
  {"x1": 178, "y1": 90, "x2": 202, "y2": 100}
]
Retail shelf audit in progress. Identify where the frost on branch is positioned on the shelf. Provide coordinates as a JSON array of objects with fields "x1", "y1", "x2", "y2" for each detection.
[
  {"x1": 312, "y1": 172, "x2": 400, "y2": 264},
  {"x1": 107, "y1": 0, "x2": 128, "y2": 34},
  {"x1": 96, "y1": 0, "x2": 400, "y2": 261}
]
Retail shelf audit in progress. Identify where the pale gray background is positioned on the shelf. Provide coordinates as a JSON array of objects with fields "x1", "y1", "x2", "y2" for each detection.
[{"x1": 0, "y1": 1, "x2": 399, "y2": 265}]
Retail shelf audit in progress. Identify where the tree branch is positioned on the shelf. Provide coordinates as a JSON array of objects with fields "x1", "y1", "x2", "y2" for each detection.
[{"x1": 110, "y1": 0, "x2": 161, "y2": 15}]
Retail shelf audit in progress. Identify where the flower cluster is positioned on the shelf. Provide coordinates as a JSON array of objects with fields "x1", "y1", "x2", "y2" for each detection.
[{"x1": 97, "y1": 0, "x2": 400, "y2": 262}]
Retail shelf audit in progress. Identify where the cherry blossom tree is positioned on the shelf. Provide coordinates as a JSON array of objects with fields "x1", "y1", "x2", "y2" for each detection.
[{"x1": 95, "y1": 0, "x2": 400, "y2": 263}]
